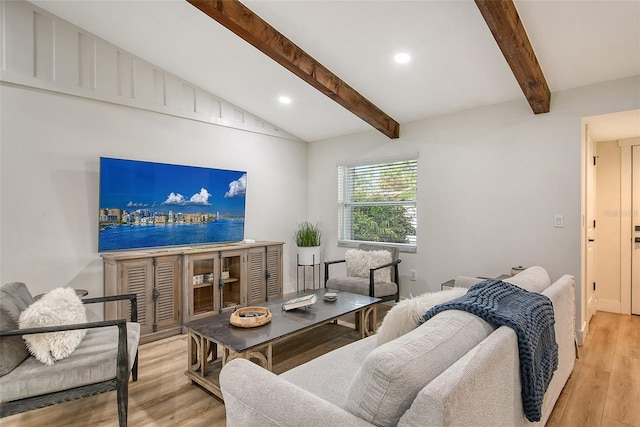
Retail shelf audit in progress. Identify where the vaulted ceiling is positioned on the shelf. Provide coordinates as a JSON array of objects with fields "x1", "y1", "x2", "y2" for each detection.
[{"x1": 31, "y1": 0, "x2": 640, "y2": 142}]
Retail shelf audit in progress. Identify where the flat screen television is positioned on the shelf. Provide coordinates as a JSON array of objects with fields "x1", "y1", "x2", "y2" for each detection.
[{"x1": 99, "y1": 157, "x2": 246, "y2": 252}]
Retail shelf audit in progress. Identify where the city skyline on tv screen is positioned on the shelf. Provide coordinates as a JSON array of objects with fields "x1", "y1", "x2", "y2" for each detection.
[{"x1": 98, "y1": 157, "x2": 246, "y2": 251}]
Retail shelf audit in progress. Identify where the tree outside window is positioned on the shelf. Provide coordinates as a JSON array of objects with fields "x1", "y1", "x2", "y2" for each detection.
[{"x1": 338, "y1": 157, "x2": 417, "y2": 251}]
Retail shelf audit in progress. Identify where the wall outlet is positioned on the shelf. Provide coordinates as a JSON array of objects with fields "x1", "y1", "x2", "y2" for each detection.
[{"x1": 410, "y1": 270, "x2": 417, "y2": 281}]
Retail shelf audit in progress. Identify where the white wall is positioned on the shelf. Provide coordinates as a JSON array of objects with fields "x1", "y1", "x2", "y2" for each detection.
[
  {"x1": 0, "y1": 84, "x2": 308, "y2": 309},
  {"x1": 309, "y1": 75, "x2": 640, "y2": 332}
]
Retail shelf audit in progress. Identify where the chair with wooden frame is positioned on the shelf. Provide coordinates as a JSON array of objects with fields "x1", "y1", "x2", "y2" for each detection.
[{"x1": 0, "y1": 283, "x2": 139, "y2": 427}]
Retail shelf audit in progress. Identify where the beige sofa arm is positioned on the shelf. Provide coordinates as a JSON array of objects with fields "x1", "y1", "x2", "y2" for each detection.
[
  {"x1": 398, "y1": 275, "x2": 576, "y2": 427},
  {"x1": 220, "y1": 358, "x2": 372, "y2": 427}
]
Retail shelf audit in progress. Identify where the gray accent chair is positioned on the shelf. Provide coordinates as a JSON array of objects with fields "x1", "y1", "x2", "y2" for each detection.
[
  {"x1": 0, "y1": 282, "x2": 140, "y2": 427},
  {"x1": 324, "y1": 243, "x2": 401, "y2": 303}
]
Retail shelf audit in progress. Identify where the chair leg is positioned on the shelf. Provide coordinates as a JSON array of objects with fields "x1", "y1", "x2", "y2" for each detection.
[
  {"x1": 117, "y1": 379, "x2": 128, "y2": 427},
  {"x1": 132, "y1": 352, "x2": 139, "y2": 382}
]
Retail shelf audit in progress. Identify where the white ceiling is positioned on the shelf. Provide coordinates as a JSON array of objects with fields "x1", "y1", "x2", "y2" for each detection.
[
  {"x1": 31, "y1": 0, "x2": 640, "y2": 142},
  {"x1": 586, "y1": 109, "x2": 640, "y2": 142}
]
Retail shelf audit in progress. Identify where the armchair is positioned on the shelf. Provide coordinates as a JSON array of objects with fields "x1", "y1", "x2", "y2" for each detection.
[
  {"x1": 0, "y1": 282, "x2": 140, "y2": 427},
  {"x1": 324, "y1": 243, "x2": 401, "y2": 303}
]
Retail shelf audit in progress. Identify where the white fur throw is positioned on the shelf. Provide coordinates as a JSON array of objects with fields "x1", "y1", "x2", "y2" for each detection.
[
  {"x1": 376, "y1": 287, "x2": 468, "y2": 345},
  {"x1": 19, "y1": 287, "x2": 87, "y2": 366},
  {"x1": 345, "y1": 249, "x2": 392, "y2": 283}
]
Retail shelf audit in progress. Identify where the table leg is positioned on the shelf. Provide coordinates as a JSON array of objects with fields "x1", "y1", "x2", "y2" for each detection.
[
  {"x1": 223, "y1": 345, "x2": 271, "y2": 370},
  {"x1": 223, "y1": 347, "x2": 231, "y2": 366},
  {"x1": 367, "y1": 304, "x2": 378, "y2": 335},
  {"x1": 266, "y1": 343, "x2": 273, "y2": 371},
  {"x1": 188, "y1": 330, "x2": 211, "y2": 377},
  {"x1": 187, "y1": 330, "x2": 196, "y2": 382},
  {"x1": 356, "y1": 305, "x2": 378, "y2": 338}
]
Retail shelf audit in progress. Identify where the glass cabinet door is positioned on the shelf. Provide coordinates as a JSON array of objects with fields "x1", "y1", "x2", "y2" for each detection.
[
  {"x1": 220, "y1": 252, "x2": 242, "y2": 311},
  {"x1": 192, "y1": 257, "x2": 215, "y2": 316}
]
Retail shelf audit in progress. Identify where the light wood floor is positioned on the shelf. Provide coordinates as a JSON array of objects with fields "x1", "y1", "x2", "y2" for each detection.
[
  {"x1": 3, "y1": 310, "x2": 639, "y2": 427},
  {"x1": 546, "y1": 311, "x2": 640, "y2": 427},
  {"x1": 1, "y1": 309, "x2": 385, "y2": 427}
]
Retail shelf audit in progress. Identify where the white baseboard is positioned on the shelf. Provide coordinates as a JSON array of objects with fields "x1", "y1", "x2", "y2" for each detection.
[
  {"x1": 597, "y1": 298, "x2": 621, "y2": 313},
  {"x1": 575, "y1": 320, "x2": 587, "y2": 346}
]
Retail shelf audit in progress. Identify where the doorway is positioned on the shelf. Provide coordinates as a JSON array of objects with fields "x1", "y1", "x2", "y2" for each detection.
[{"x1": 582, "y1": 110, "x2": 640, "y2": 330}]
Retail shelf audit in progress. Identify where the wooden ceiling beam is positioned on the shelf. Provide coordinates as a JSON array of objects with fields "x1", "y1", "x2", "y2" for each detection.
[
  {"x1": 187, "y1": 0, "x2": 400, "y2": 139},
  {"x1": 475, "y1": 0, "x2": 551, "y2": 114}
]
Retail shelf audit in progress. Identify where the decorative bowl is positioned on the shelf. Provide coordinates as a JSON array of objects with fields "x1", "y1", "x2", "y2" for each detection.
[{"x1": 229, "y1": 306, "x2": 272, "y2": 328}]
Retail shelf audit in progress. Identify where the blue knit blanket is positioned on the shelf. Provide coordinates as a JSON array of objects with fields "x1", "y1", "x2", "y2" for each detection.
[{"x1": 420, "y1": 280, "x2": 558, "y2": 422}]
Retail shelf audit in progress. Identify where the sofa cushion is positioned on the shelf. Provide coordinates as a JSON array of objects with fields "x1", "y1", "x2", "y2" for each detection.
[
  {"x1": 327, "y1": 276, "x2": 398, "y2": 298},
  {"x1": 222, "y1": 358, "x2": 374, "y2": 427},
  {"x1": 345, "y1": 310, "x2": 497, "y2": 426},
  {"x1": 281, "y1": 335, "x2": 377, "y2": 407},
  {"x1": 0, "y1": 282, "x2": 34, "y2": 376},
  {"x1": 346, "y1": 249, "x2": 392, "y2": 283},
  {"x1": 0, "y1": 322, "x2": 140, "y2": 402},
  {"x1": 504, "y1": 266, "x2": 551, "y2": 293},
  {"x1": 18, "y1": 288, "x2": 87, "y2": 366},
  {"x1": 376, "y1": 287, "x2": 468, "y2": 345}
]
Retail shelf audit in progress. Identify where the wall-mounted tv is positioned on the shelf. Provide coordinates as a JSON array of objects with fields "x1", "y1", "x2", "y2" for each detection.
[{"x1": 99, "y1": 157, "x2": 246, "y2": 252}]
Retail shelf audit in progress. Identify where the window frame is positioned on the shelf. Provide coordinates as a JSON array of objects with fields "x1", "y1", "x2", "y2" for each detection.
[{"x1": 337, "y1": 154, "x2": 418, "y2": 253}]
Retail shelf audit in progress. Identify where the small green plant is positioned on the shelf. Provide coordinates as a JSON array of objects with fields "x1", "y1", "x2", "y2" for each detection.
[{"x1": 293, "y1": 221, "x2": 321, "y2": 247}]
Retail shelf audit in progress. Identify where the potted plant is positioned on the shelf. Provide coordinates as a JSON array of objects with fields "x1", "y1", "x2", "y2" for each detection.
[{"x1": 294, "y1": 221, "x2": 321, "y2": 266}]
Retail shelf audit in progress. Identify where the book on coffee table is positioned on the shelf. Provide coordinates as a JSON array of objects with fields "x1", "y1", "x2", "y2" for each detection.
[{"x1": 282, "y1": 294, "x2": 318, "y2": 311}]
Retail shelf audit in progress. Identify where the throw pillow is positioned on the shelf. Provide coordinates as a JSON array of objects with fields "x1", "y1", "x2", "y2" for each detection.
[
  {"x1": 19, "y1": 287, "x2": 87, "y2": 366},
  {"x1": 376, "y1": 287, "x2": 468, "y2": 345},
  {"x1": 345, "y1": 249, "x2": 392, "y2": 283}
]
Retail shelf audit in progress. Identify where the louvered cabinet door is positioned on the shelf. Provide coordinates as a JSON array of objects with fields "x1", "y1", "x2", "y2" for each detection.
[
  {"x1": 119, "y1": 259, "x2": 154, "y2": 336},
  {"x1": 266, "y1": 245, "x2": 283, "y2": 300},
  {"x1": 247, "y1": 249, "x2": 266, "y2": 305},
  {"x1": 154, "y1": 256, "x2": 181, "y2": 330},
  {"x1": 246, "y1": 244, "x2": 283, "y2": 304},
  {"x1": 109, "y1": 256, "x2": 182, "y2": 342}
]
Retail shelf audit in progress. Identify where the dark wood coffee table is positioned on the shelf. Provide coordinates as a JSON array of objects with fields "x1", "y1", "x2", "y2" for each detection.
[{"x1": 185, "y1": 288, "x2": 380, "y2": 399}]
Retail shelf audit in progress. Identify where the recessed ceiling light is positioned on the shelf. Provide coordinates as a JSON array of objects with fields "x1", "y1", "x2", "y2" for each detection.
[
  {"x1": 278, "y1": 96, "x2": 292, "y2": 104},
  {"x1": 394, "y1": 53, "x2": 411, "y2": 64}
]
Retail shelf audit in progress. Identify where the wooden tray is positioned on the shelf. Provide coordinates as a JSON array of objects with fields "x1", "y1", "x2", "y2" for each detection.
[{"x1": 229, "y1": 306, "x2": 272, "y2": 328}]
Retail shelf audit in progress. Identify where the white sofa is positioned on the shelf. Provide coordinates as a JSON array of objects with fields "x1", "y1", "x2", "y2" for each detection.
[{"x1": 220, "y1": 267, "x2": 575, "y2": 427}]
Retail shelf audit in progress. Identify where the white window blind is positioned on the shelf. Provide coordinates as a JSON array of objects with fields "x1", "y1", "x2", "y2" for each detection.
[{"x1": 338, "y1": 156, "x2": 417, "y2": 251}]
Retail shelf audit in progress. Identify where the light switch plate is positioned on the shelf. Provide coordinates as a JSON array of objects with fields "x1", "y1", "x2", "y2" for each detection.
[{"x1": 554, "y1": 214, "x2": 564, "y2": 228}]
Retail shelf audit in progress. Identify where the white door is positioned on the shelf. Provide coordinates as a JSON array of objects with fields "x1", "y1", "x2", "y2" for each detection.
[
  {"x1": 586, "y1": 131, "x2": 598, "y2": 323},
  {"x1": 631, "y1": 146, "x2": 640, "y2": 314}
]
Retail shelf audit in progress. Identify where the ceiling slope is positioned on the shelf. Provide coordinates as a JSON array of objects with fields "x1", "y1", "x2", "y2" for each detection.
[
  {"x1": 187, "y1": 0, "x2": 400, "y2": 139},
  {"x1": 27, "y1": 1, "x2": 640, "y2": 142}
]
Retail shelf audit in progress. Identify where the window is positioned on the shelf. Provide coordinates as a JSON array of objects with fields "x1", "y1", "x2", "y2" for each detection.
[{"x1": 338, "y1": 155, "x2": 417, "y2": 252}]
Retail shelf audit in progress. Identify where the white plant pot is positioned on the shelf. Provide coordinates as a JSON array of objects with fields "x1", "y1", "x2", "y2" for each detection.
[{"x1": 297, "y1": 246, "x2": 321, "y2": 266}]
